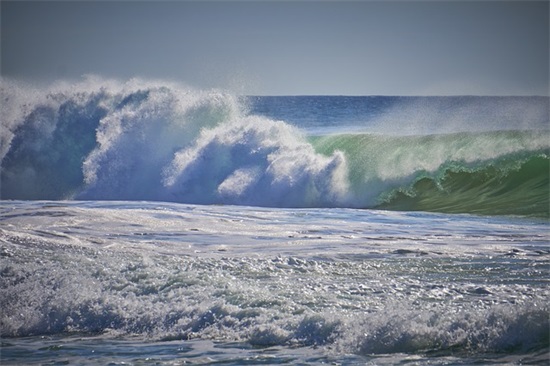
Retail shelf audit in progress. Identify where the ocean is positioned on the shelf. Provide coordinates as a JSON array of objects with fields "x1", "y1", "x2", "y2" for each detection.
[{"x1": 1, "y1": 78, "x2": 549, "y2": 365}]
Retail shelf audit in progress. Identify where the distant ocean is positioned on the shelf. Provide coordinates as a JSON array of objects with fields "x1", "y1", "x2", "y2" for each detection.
[{"x1": 1, "y1": 78, "x2": 549, "y2": 365}]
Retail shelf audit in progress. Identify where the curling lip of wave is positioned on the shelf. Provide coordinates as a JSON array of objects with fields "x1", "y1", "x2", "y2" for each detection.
[{"x1": 311, "y1": 132, "x2": 550, "y2": 217}]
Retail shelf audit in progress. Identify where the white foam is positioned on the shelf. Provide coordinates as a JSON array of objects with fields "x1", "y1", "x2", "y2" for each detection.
[
  {"x1": 1, "y1": 201, "x2": 548, "y2": 356},
  {"x1": 163, "y1": 115, "x2": 349, "y2": 206}
]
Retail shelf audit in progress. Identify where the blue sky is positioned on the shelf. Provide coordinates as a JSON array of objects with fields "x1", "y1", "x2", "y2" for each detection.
[{"x1": 2, "y1": 1, "x2": 548, "y2": 96}]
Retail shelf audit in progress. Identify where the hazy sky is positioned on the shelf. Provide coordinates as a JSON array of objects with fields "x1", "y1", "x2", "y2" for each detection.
[{"x1": 2, "y1": 1, "x2": 548, "y2": 95}]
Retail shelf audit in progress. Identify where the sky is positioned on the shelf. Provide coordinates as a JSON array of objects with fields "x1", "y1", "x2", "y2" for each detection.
[{"x1": 1, "y1": 1, "x2": 548, "y2": 96}]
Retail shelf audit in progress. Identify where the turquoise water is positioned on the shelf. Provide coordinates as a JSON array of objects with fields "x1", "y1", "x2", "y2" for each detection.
[{"x1": 311, "y1": 131, "x2": 549, "y2": 217}]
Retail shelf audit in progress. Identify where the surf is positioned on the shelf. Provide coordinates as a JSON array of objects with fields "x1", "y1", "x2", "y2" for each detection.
[{"x1": 1, "y1": 200, "x2": 549, "y2": 362}]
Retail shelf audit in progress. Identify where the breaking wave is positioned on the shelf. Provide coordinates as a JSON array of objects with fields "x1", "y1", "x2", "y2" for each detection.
[{"x1": 1, "y1": 77, "x2": 549, "y2": 216}]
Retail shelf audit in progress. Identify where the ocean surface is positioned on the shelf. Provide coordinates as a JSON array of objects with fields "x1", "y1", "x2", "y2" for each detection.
[{"x1": 1, "y1": 78, "x2": 549, "y2": 365}]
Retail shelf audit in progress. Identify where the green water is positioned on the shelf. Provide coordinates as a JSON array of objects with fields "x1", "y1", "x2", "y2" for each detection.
[{"x1": 312, "y1": 130, "x2": 550, "y2": 217}]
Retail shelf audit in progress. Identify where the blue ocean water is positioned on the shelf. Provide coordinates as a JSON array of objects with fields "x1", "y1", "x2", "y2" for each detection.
[{"x1": 1, "y1": 78, "x2": 549, "y2": 364}]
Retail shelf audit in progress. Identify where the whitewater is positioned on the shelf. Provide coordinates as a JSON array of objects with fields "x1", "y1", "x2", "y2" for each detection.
[{"x1": 1, "y1": 77, "x2": 549, "y2": 365}]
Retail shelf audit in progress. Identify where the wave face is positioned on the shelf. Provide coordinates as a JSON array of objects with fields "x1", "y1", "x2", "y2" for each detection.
[
  {"x1": 1, "y1": 78, "x2": 549, "y2": 216},
  {"x1": 312, "y1": 132, "x2": 549, "y2": 217}
]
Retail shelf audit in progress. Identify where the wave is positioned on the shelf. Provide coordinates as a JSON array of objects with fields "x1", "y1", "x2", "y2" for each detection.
[{"x1": 1, "y1": 77, "x2": 549, "y2": 216}]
